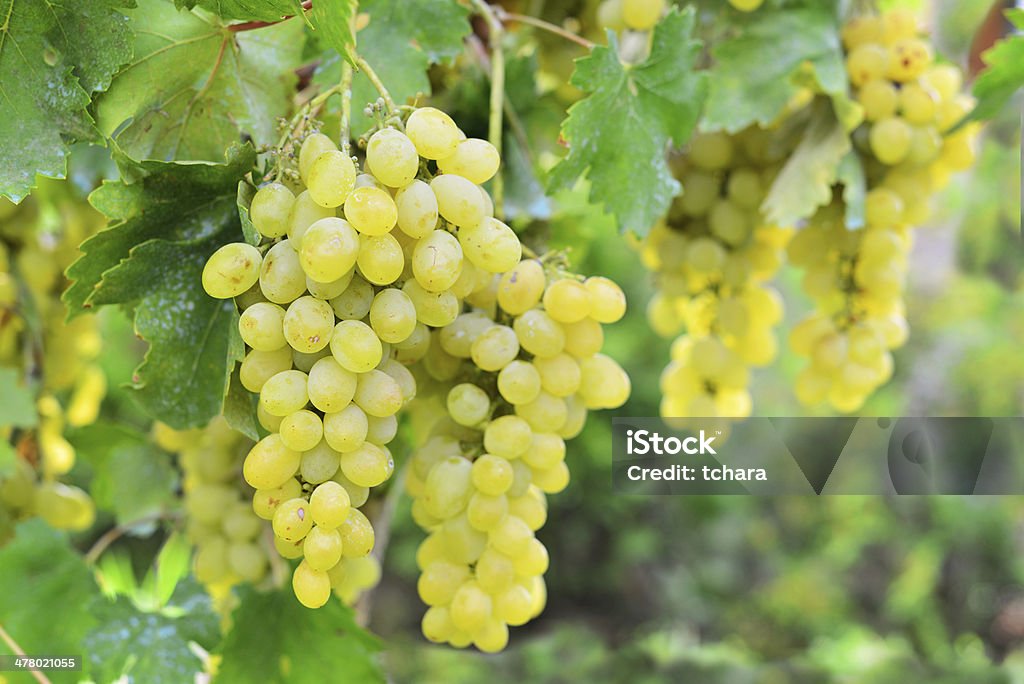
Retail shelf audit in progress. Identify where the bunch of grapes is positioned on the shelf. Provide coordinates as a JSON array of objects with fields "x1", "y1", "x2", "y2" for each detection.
[
  {"x1": 201, "y1": 107, "x2": 523, "y2": 609},
  {"x1": 785, "y1": 8, "x2": 979, "y2": 412},
  {"x1": 406, "y1": 260, "x2": 630, "y2": 652},
  {"x1": 596, "y1": 0, "x2": 665, "y2": 32},
  {"x1": 0, "y1": 194, "x2": 106, "y2": 543},
  {"x1": 636, "y1": 129, "x2": 793, "y2": 420}
]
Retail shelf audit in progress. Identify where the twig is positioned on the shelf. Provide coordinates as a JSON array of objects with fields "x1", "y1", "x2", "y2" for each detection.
[
  {"x1": 84, "y1": 512, "x2": 180, "y2": 565},
  {"x1": 340, "y1": 61, "x2": 354, "y2": 154},
  {"x1": 493, "y1": 7, "x2": 595, "y2": 49},
  {"x1": 469, "y1": 0, "x2": 506, "y2": 217},
  {"x1": 466, "y1": 35, "x2": 536, "y2": 169},
  {"x1": 0, "y1": 623, "x2": 52, "y2": 684},
  {"x1": 355, "y1": 56, "x2": 398, "y2": 116},
  {"x1": 227, "y1": 0, "x2": 312, "y2": 32}
]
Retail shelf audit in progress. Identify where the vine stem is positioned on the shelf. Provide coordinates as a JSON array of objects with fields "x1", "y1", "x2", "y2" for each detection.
[
  {"x1": 228, "y1": 0, "x2": 312, "y2": 32},
  {"x1": 469, "y1": 0, "x2": 506, "y2": 217},
  {"x1": 0, "y1": 623, "x2": 52, "y2": 684},
  {"x1": 355, "y1": 56, "x2": 398, "y2": 116},
  {"x1": 493, "y1": 6, "x2": 595, "y2": 49},
  {"x1": 340, "y1": 61, "x2": 354, "y2": 154}
]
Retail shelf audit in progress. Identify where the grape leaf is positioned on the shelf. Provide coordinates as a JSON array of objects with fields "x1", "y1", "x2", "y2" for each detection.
[
  {"x1": 314, "y1": 0, "x2": 470, "y2": 137},
  {"x1": 214, "y1": 588, "x2": 384, "y2": 684},
  {"x1": 70, "y1": 423, "x2": 179, "y2": 525},
  {"x1": 0, "y1": 367, "x2": 37, "y2": 428},
  {"x1": 190, "y1": 0, "x2": 305, "y2": 21},
  {"x1": 704, "y1": 2, "x2": 846, "y2": 134},
  {"x1": 84, "y1": 581, "x2": 220, "y2": 684},
  {"x1": 310, "y1": 0, "x2": 358, "y2": 67},
  {"x1": 0, "y1": 0, "x2": 133, "y2": 202},
  {"x1": 95, "y1": 0, "x2": 303, "y2": 162},
  {"x1": 237, "y1": 181, "x2": 262, "y2": 246},
  {"x1": 0, "y1": 519, "x2": 100, "y2": 684},
  {"x1": 761, "y1": 105, "x2": 850, "y2": 227},
  {"x1": 223, "y1": 353, "x2": 260, "y2": 441},
  {"x1": 547, "y1": 7, "x2": 707, "y2": 236},
  {"x1": 965, "y1": 9, "x2": 1024, "y2": 125}
]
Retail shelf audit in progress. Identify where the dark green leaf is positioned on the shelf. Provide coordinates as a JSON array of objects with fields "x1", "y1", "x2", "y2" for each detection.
[
  {"x1": 214, "y1": 587, "x2": 384, "y2": 684},
  {"x1": 309, "y1": 0, "x2": 358, "y2": 67},
  {"x1": 0, "y1": 367, "x2": 37, "y2": 428},
  {"x1": 548, "y1": 8, "x2": 707, "y2": 236},
  {"x1": 223, "y1": 364, "x2": 261, "y2": 441},
  {"x1": 237, "y1": 181, "x2": 262, "y2": 246},
  {"x1": 0, "y1": 0, "x2": 133, "y2": 202},
  {"x1": 965, "y1": 10, "x2": 1024, "y2": 125},
  {"x1": 95, "y1": 0, "x2": 303, "y2": 162},
  {"x1": 704, "y1": 2, "x2": 846, "y2": 134},
  {"x1": 0, "y1": 519, "x2": 100, "y2": 684},
  {"x1": 193, "y1": 0, "x2": 304, "y2": 21}
]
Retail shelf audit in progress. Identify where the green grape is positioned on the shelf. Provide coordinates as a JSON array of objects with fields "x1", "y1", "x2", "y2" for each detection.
[
  {"x1": 471, "y1": 454, "x2": 513, "y2": 496},
  {"x1": 727, "y1": 0, "x2": 763, "y2": 11},
  {"x1": 329, "y1": 275, "x2": 374, "y2": 320},
  {"x1": 508, "y1": 489, "x2": 547, "y2": 530},
  {"x1": 483, "y1": 415, "x2": 533, "y2": 459},
  {"x1": 228, "y1": 541, "x2": 268, "y2": 582},
  {"x1": 422, "y1": 606, "x2": 454, "y2": 643},
  {"x1": 561, "y1": 318, "x2": 604, "y2": 358},
  {"x1": 922, "y1": 64, "x2": 962, "y2": 101},
  {"x1": 436, "y1": 139, "x2": 500, "y2": 184},
  {"x1": 489, "y1": 515, "x2": 533, "y2": 556},
  {"x1": 846, "y1": 43, "x2": 889, "y2": 86},
  {"x1": 272, "y1": 497, "x2": 314, "y2": 543},
  {"x1": 440, "y1": 312, "x2": 493, "y2": 358},
  {"x1": 406, "y1": 107, "x2": 462, "y2": 160},
  {"x1": 887, "y1": 38, "x2": 932, "y2": 82},
  {"x1": 279, "y1": 409, "x2": 323, "y2": 452},
  {"x1": 365, "y1": 413, "x2": 398, "y2": 445},
  {"x1": 688, "y1": 132, "x2": 734, "y2": 171},
  {"x1": 283, "y1": 295, "x2": 334, "y2": 354},
  {"x1": 393, "y1": 322, "x2": 431, "y2": 364},
  {"x1": 344, "y1": 186, "x2": 398, "y2": 236},
  {"x1": 298, "y1": 132, "x2": 338, "y2": 185},
  {"x1": 422, "y1": 456, "x2": 472, "y2": 519},
  {"x1": 303, "y1": 525, "x2": 344, "y2": 572},
  {"x1": 242, "y1": 436, "x2": 299, "y2": 489},
  {"x1": 259, "y1": 240, "x2": 306, "y2": 304},
  {"x1": 194, "y1": 539, "x2": 230, "y2": 583},
  {"x1": 290, "y1": 347, "x2": 331, "y2": 374},
  {"x1": 307, "y1": 150, "x2": 356, "y2": 208},
  {"x1": 259, "y1": 369, "x2": 309, "y2": 417},
  {"x1": 466, "y1": 492, "x2": 508, "y2": 532},
  {"x1": 685, "y1": 236, "x2": 726, "y2": 272},
  {"x1": 239, "y1": 302, "x2": 287, "y2": 351},
  {"x1": 368, "y1": 288, "x2": 417, "y2": 344},
  {"x1": 353, "y1": 369, "x2": 403, "y2": 417},
  {"x1": 306, "y1": 269, "x2": 354, "y2": 301},
  {"x1": 513, "y1": 538, "x2": 549, "y2": 576},
  {"x1": 532, "y1": 353, "x2": 581, "y2": 397},
  {"x1": 431, "y1": 175, "x2": 486, "y2": 228},
  {"x1": 288, "y1": 190, "x2": 336, "y2": 245},
  {"x1": 34, "y1": 482, "x2": 95, "y2": 531},
  {"x1": 356, "y1": 233, "x2": 404, "y2": 285},
  {"x1": 240, "y1": 346, "x2": 294, "y2": 393},
  {"x1": 300, "y1": 441, "x2": 341, "y2": 483},
  {"x1": 418, "y1": 561, "x2": 471, "y2": 606},
  {"x1": 469, "y1": 325, "x2": 519, "y2": 372},
  {"x1": 366, "y1": 128, "x2": 419, "y2": 187},
  {"x1": 378, "y1": 358, "x2": 417, "y2": 403},
  {"x1": 309, "y1": 481, "x2": 351, "y2": 529},
  {"x1": 869, "y1": 116, "x2": 912, "y2": 165},
  {"x1": 338, "y1": 508, "x2": 375, "y2": 557},
  {"x1": 708, "y1": 200, "x2": 751, "y2": 246},
  {"x1": 515, "y1": 391, "x2": 568, "y2": 433},
  {"x1": 493, "y1": 584, "x2": 533, "y2": 626},
  {"x1": 841, "y1": 15, "x2": 883, "y2": 49},
  {"x1": 446, "y1": 383, "x2": 490, "y2": 426},
  {"x1": 898, "y1": 82, "x2": 937, "y2": 125},
  {"x1": 522, "y1": 433, "x2": 566, "y2": 470},
  {"x1": 497, "y1": 360, "x2": 542, "y2": 405},
  {"x1": 253, "y1": 477, "x2": 303, "y2": 520},
  {"x1": 403, "y1": 280, "x2": 459, "y2": 327},
  {"x1": 443, "y1": 515, "x2": 488, "y2": 564},
  {"x1": 275, "y1": 535, "x2": 305, "y2": 560},
  {"x1": 475, "y1": 548, "x2": 515, "y2": 593},
  {"x1": 323, "y1": 404, "x2": 369, "y2": 453},
  {"x1": 865, "y1": 188, "x2": 905, "y2": 227},
  {"x1": 583, "y1": 277, "x2": 626, "y2": 323},
  {"x1": 543, "y1": 279, "x2": 590, "y2": 324},
  {"x1": 293, "y1": 560, "x2": 332, "y2": 608},
  {"x1": 340, "y1": 442, "x2": 392, "y2": 487},
  {"x1": 300, "y1": 217, "x2": 360, "y2": 283},
  {"x1": 622, "y1": 0, "x2": 664, "y2": 30},
  {"x1": 330, "y1": 320, "x2": 383, "y2": 373},
  {"x1": 412, "y1": 230, "x2": 463, "y2": 292},
  {"x1": 497, "y1": 259, "x2": 546, "y2": 315},
  {"x1": 202, "y1": 242, "x2": 262, "y2": 299},
  {"x1": 458, "y1": 217, "x2": 521, "y2": 273},
  {"x1": 513, "y1": 309, "x2": 565, "y2": 358},
  {"x1": 579, "y1": 354, "x2": 631, "y2": 409},
  {"x1": 395, "y1": 180, "x2": 440, "y2": 239},
  {"x1": 307, "y1": 357, "x2": 358, "y2": 413},
  {"x1": 250, "y1": 182, "x2": 294, "y2": 239}
]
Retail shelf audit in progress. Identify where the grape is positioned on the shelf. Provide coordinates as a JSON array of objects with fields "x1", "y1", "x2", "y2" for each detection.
[
  {"x1": 497, "y1": 360, "x2": 542, "y2": 405},
  {"x1": 688, "y1": 132, "x2": 734, "y2": 171},
  {"x1": 436, "y1": 139, "x2": 500, "y2": 184},
  {"x1": 458, "y1": 218, "x2": 521, "y2": 273},
  {"x1": 273, "y1": 497, "x2": 314, "y2": 542},
  {"x1": 423, "y1": 456, "x2": 473, "y2": 519},
  {"x1": 532, "y1": 353, "x2": 582, "y2": 397},
  {"x1": 283, "y1": 295, "x2": 334, "y2": 354},
  {"x1": 419, "y1": 561, "x2": 471, "y2": 606},
  {"x1": 202, "y1": 243, "x2": 262, "y2": 299},
  {"x1": 483, "y1": 415, "x2": 533, "y2": 459},
  {"x1": 513, "y1": 310, "x2": 565, "y2": 358},
  {"x1": 306, "y1": 269, "x2": 354, "y2": 300},
  {"x1": 846, "y1": 44, "x2": 889, "y2": 86},
  {"x1": 300, "y1": 217, "x2": 360, "y2": 283},
  {"x1": 338, "y1": 508, "x2": 375, "y2": 556},
  {"x1": 344, "y1": 186, "x2": 398, "y2": 236},
  {"x1": 859, "y1": 79, "x2": 899, "y2": 122},
  {"x1": 279, "y1": 409, "x2": 323, "y2": 452},
  {"x1": 446, "y1": 383, "x2": 491, "y2": 426},
  {"x1": 369, "y1": 288, "x2": 417, "y2": 344},
  {"x1": 412, "y1": 230, "x2": 463, "y2": 292},
  {"x1": 466, "y1": 492, "x2": 508, "y2": 532},
  {"x1": 303, "y1": 525, "x2": 344, "y2": 571},
  {"x1": 489, "y1": 515, "x2": 533, "y2": 556},
  {"x1": 340, "y1": 442, "x2": 392, "y2": 487},
  {"x1": 515, "y1": 391, "x2": 568, "y2": 432},
  {"x1": 293, "y1": 560, "x2": 332, "y2": 608},
  {"x1": 228, "y1": 542, "x2": 268, "y2": 582},
  {"x1": 239, "y1": 302, "x2": 287, "y2": 351},
  {"x1": 240, "y1": 346, "x2": 293, "y2": 392},
  {"x1": 356, "y1": 233, "x2": 404, "y2": 285},
  {"x1": 307, "y1": 357, "x2": 358, "y2": 413},
  {"x1": 259, "y1": 240, "x2": 306, "y2": 304},
  {"x1": 579, "y1": 354, "x2": 631, "y2": 409},
  {"x1": 353, "y1": 369, "x2": 403, "y2": 417},
  {"x1": 298, "y1": 132, "x2": 338, "y2": 185},
  {"x1": 450, "y1": 582, "x2": 492, "y2": 631},
  {"x1": 543, "y1": 279, "x2": 590, "y2": 324},
  {"x1": 309, "y1": 481, "x2": 351, "y2": 529},
  {"x1": 497, "y1": 260, "x2": 546, "y2": 315},
  {"x1": 253, "y1": 478, "x2": 303, "y2": 520},
  {"x1": 34, "y1": 482, "x2": 95, "y2": 531},
  {"x1": 622, "y1": 0, "x2": 664, "y2": 30},
  {"x1": 379, "y1": 358, "x2": 417, "y2": 403},
  {"x1": 395, "y1": 180, "x2": 440, "y2": 238},
  {"x1": 869, "y1": 117, "x2": 912, "y2": 165},
  {"x1": 330, "y1": 320, "x2": 383, "y2": 373},
  {"x1": 471, "y1": 454, "x2": 513, "y2": 496},
  {"x1": 259, "y1": 369, "x2": 309, "y2": 417},
  {"x1": 365, "y1": 413, "x2": 398, "y2": 445},
  {"x1": 431, "y1": 175, "x2": 485, "y2": 228},
  {"x1": 307, "y1": 150, "x2": 356, "y2": 208},
  {"x1": 366, "y1": 128, "x2": 419, "y2": 187},
  {"x1": 323, "y1": 404, "x2": 369, "y2": 453},
  {"x1": 403, "y1": 280, "x2": 459, "y2": 327},
  {"x1": 583, "y1": 277, "x2": 627, "y2": 323},
  {"x1": 406, "y1": 107, "x2": 462, "y2": 160},
  {"x1": 727, "y1": 0, "x2": 763, "y2": 11},
  {"x1": 330, "y1": 275, "x2": 374, "y2": 320},
  {"x1": 887, "y1": 38, "x2": 932, "y2": 82},
  {"x1": 470, "y1": 325, "x2": 519, "y2": 372}
]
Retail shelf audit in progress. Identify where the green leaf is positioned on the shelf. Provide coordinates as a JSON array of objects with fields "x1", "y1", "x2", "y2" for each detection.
[
  {"x1": 0, "y1": 0, "x2": 133, "y2": 202},
  {"x1": 0, "y1": 519, "x2": 100, "y2": 684},
  {"x1": 310, "y1": 0, "x2": 358, "y2": 67},
  {"x1": 0, "y1": 367, "x2": 36, "y2": 428},
  {"x1": 0, "y1": 440, "x2": 15, "y2": 478},
  {"x1": 192, "y1": 0, "x2": 304, "y2": 21},
  {"x1": 95, "y1": 0, "x2": 303, "y2": 162},
  {"x1": 223, "y1": 364, "x2": 260, "y2": 441},
  {"x1": 547, "y1": 8, "x2": 706, "y2": 236},
  {"x1": 71, "y1": 423, "x2": 178, "y2": 524},
  {"x1": 237, "y1": 181, "x2": 262, "y2": 246},
  {"x1": 314, "y1": 0, "x2": 470, "y2": 137},
  {"x1": 761, "y1": 105, "x2": 850, "y2": 227},
  {"x1": 704, "y1": 2, "x2": 846, "y2": 134},
  {"x1": 215, "y1": 588, "x2": 384, "y2": 684},
  {"x1": 965, "y1": 10, "x2": 1024, "y2": 125},
  {"x1": 84, "y1": 582, "x2": 220, "y2": 684},
  {"x1": 838, "y1": 151, "x2": 866, "y2": 230},
  {"x1": 153, "y1": 532, "x2": 193, "y2": 606}
]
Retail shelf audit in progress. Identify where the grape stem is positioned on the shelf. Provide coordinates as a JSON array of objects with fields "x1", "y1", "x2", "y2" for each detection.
[
  {"x1": 492, "y1": 6, "x2": 595, "y2": 49},
  {"x1": 83, "y1": 512, "x2": 182, "y2": 566},
  {"x1": 227, "y1": 0, "x2": 313, "y2": 32},
  {"x1": 269, "y1": 83, "x2": 344, "y2": 181},
  {"x1": 355, "y1": 56, "x2": 398, "y2": 117},
  {"x1": 0, "y1": 623, "x2": 52, "y2": 684},
  {"x1": 340, "y1": 60, "x2": 354, "y2": 154},
  {"x1": 469, "y1": 0, "x2": 506, "y2": 217}
]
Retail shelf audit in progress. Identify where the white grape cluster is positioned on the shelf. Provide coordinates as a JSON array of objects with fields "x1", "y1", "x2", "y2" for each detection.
[
  {"x1": 636, "y1": 129, "x2": 792, "y2": 420},
  {"x1": 0, "y1": 198, "x2": 105, "y2": 542},
  {"x1": 596, "y1": 0, "x2": 665, "y2": 32},
  {"x1": 785, "y1": 9, "x2": 978, "y2": 413},
  {"x1": 201, "y1": 107, "x2": 524, "y2": 609},
  {"x1": 406, "y1": 261, "x2": 630, "y2": 652}
]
